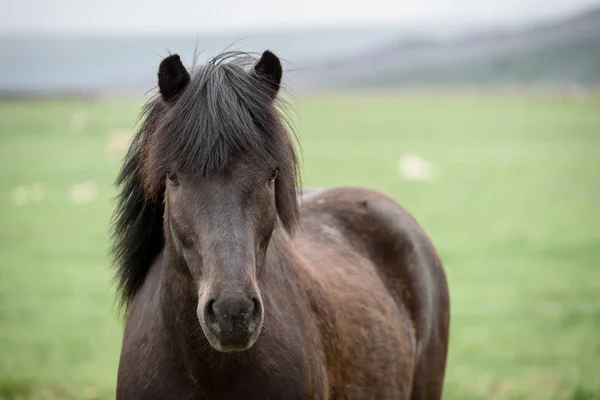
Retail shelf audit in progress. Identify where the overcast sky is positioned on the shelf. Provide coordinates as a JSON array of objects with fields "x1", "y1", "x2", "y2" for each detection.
[{"x1": 1, "y1": 0, "x2": 600, "y2": 34}]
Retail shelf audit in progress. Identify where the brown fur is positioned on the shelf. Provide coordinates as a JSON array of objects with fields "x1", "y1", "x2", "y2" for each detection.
[{"x1": 112, "y1": 50, "x2": 450, "y2": 399}]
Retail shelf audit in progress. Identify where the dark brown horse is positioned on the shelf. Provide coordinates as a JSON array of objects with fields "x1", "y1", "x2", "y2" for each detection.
[{"x1": 111, "y1": 49, "x2": 450, "y2": 399}]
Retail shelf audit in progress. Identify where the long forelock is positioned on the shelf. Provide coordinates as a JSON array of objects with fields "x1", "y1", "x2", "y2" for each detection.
[{"x1": 142, "y1": 52, "x2": 291, "y2": 193}]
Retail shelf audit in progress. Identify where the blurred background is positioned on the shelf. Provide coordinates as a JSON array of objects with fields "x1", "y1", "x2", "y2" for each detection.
[{"x1": 1, "y1": 0, "x2": 599, "y2": 399}]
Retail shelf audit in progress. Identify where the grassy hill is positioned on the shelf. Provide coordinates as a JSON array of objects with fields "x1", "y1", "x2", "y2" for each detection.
[
  {"x1": 2, "y1": 7, "x2": 600, "y2": 94},
  {"x1": 294, "y1": 7, "x2": 600, "y2": 88}
]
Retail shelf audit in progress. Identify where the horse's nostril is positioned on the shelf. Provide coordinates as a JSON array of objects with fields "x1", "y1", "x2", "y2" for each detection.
[
  {"x1": 205, "y1": 299, "x2": 217, "y2": 320},
  {"x1": 251, "y1": 297, "x2": 260, "y2": 316},
  {"x1": 247, "y1": 298, "x2": 255, "y2": 313}
]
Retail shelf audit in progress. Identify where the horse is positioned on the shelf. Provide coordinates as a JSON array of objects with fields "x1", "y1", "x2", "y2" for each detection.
[{"x1": 111, "y1": 49, "x2": 450, "y2": 400}]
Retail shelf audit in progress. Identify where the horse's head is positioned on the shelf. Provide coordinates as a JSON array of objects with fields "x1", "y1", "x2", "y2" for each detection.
[{"x1": 138, "y1": 50, "x2": 298, "y2": 352}]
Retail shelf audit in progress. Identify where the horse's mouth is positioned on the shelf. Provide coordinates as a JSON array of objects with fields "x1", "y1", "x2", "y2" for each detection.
[{"x1": 200, "y1": 318, "x2": 263, "y2": 353}]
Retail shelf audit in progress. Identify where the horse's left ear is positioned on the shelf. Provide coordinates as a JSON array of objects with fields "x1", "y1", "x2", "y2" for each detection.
[
  {"x1": 254, "y1": 50, "x2": 282, "y2": 99},
  {"x1": 158, "y1": 54, "x2": 190, "y2": 103}
]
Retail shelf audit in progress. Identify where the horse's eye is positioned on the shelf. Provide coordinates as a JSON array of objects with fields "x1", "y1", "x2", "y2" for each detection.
[
  {"x1": 167, "y1": 172, "x2": 179, "y2": 186},
  {"x1": 268, "y1": 168, "x2": 279, "y2": 184}
]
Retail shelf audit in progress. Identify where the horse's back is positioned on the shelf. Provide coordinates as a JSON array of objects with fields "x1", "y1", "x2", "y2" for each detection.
[{"x1": 298, "y1": 186, "x2": 450, "y2": 399}]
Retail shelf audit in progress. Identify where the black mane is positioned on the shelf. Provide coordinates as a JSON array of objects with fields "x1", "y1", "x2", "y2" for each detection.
[{"x1": 111, "y1": 51, "x2": 299, "y2": 308}]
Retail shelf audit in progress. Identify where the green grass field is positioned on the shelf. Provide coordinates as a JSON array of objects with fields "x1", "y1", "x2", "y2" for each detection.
[{"x1": 1, "y1": 92, "x2": 599, "y2": 399}]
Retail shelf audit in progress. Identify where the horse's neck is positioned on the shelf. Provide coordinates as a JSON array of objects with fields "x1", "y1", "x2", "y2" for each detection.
[{"x1": 158, "y1": 251, "x2": 201, "y2": 350}]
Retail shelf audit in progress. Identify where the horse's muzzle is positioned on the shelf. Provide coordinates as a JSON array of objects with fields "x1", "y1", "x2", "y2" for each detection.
[{"x1": 200, "y1": 294, "x2": 264, "y2": 352}]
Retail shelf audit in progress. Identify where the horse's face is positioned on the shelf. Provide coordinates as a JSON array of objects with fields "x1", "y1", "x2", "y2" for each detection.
[
  {"x1": 149, "y1": 50, "x2": 296, "y2": 352},
  {"x1": 164, "y1": 154, "x2": 279, "y2": 352}
]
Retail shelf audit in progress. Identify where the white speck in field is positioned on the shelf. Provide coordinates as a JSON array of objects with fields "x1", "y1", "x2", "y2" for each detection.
[
  {"x1": 68, "y1": 181, "x2": 98, "y2": 204},
  {"x1": 11, "y1": 186, "x2": 29, "y2": 206},
  {"x1": 70, "y1": 111, "x2": 88, "y2": 133},
  {"x1": 29, "y1": 181, "x2": 46, "y2": 202},
  {"x1": 11, "y1": 182, "x2": 46, "y2": 206},
  {"x1": 397, "y1": 153, "x2": 438, "y2": 181},
  {"x1": 106, "y1": 129, "x2": 132, "y2": 159}
]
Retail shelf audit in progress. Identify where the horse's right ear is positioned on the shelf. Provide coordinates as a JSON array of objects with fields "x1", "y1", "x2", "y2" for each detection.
[
  {"x1": 254, "y1": 50, "x2": 282, "y2": 99},
  {"x1": 158, "y1": 54, "x2": 190, "y2": 102}
]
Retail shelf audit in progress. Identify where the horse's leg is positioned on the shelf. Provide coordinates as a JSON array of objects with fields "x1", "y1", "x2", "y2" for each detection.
[{"x1": 409, "y1": 337, "x2": 449, "y2": 400}]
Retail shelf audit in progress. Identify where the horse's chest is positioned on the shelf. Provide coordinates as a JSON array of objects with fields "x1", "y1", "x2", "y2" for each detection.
[
  {"x1": 199, "y1": 373, "x2": 319, "y2": 400},
  {"x1": 196, "y1": 361, "x2": 325, "y2": 400}
]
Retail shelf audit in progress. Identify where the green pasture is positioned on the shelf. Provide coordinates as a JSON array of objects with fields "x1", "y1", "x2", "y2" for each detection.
[{"x1": 0, "y1": 92, "x2": 599, "y2": 399}]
